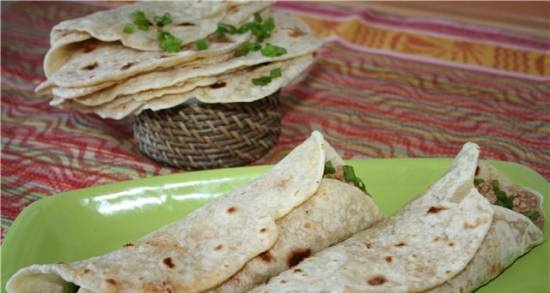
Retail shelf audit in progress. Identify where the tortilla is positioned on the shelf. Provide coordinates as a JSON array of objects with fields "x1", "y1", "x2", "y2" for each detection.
[
  {"x1": 427, "y1": 206, "x2": 543, "y2": 293},
  {"x1": 49, "y1": 2, "x2": 272, "y2": 51},
  {"x1": 49, "y1": 11, "x2": 322, "y2": 104},
  {"x1": 249, "y1": 142, "x2": 496, "y2": 293},
  {"x1": 58, "y1": 54, "x2": 314, "y2": 120},
  {"x1": 47, "y1": 32, "x2": 251, "y2": 88},
  {"x1": 207, "y1": 179, "x2": 383, "y2": 293},
  {"x1": 6, "y1": 132, "x2": 381, "y2": 293},
  {"x1": 425, "y1": 162, "x2": 545, "y2": 292},
  {"x1": 137, "y1": 54, "x2": 314, "y2": 113}
]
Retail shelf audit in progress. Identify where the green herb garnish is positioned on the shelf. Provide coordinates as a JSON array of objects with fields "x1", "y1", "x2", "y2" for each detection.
[
  {"x1": 261, "y1": 43, "x2": 287, "y2": 57},
  {"x1": 524, "y1": 210, "x2": 541, "y2": 221},
  {"x1": 252, "y1": 76, "x2": 272, "y2": 86},
  {"x1": 473, "y1": 178, "x2": 484, "y2": 186},
  {"x1": 324, "y1": 161, "x2": 335, "y2": 175},
  {"x1": 131, "y1": 10, "x2": 152, "y2": 31},
  {"x1": 270, "y1": 68, "x2": 282, "y2": 78},
  {"x1": 353, "y1": 177, "x2": 367, "y2": 192},
  {"x1": 63, "y1": 283, "x2": 79, "y2": 293},
  {"x1": 123, "y1": 23, "x2": 135, "y2": 33},
  {"x1": 234, "y1": 41, "x2": 261, "y2": 57},
  {"x1": 157, "y1": 29, "x2": 182, "y2": 52},
  {"x1": 216, "y1": 23, "x2": 238, "y2": 36},
  {"x1": 154, "y1": 12, "x2": 172, "y2": 27},
  {"x1": 196, "y1": 38, "x2": 209, "y2": 50},
  {"x1": 254, "y1": 12, "x2": 263, "y2": 23},
  {"x1": 251, "y1": 67, "x2": 283, "y2": 86},
  {"x1": 343, "y1": 165, "x2": 356, "y2": 182},
  {"x1": 490, "y1": 179, "x2": 513, "y2": 209}
]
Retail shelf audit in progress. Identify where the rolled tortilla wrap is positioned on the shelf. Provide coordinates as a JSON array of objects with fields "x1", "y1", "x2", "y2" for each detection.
[
  {"x1": 249, "y1": 142, "x2": 496, "y2": 293},
  {"x1": 427, "y1": 162, "x2": 544, "y2": 293},
  {"x1": 207, "y1": 179, "x2": 382, "y2": 293},
  {"x1": 6, "y1": 131, "x2": 382, "y2": 293}
]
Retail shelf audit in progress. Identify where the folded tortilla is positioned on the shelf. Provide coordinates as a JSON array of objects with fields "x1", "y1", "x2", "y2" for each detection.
[
  {"x1": 249, "y1": 144, "x2": 545, "y2": 293},
  {"x1": 6, "y1": 131, "x2": 382, "y2": 293}
]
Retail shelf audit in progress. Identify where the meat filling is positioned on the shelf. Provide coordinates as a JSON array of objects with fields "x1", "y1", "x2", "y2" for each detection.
[{"x1": 474, "y1": 173, "x2": 544, "y2": 229}]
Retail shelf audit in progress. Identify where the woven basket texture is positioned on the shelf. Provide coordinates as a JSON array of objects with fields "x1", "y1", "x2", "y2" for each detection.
[{"x1": 134, "y1": 95, "x2": 281, "y2": 170}]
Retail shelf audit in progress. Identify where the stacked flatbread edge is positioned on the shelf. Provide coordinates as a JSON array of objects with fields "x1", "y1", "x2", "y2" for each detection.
[{"x1": 37, "y1": 1, "x2": 324, "y2": 120}]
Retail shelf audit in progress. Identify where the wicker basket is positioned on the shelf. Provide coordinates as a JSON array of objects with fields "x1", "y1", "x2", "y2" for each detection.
[{"x1": 133, "y1": 94, "x2": 281, "y2": 170}]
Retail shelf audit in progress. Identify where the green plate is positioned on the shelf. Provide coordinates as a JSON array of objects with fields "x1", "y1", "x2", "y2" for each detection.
[{"x1": 2, "y1": 159, "x2": 548, "y2": 292}]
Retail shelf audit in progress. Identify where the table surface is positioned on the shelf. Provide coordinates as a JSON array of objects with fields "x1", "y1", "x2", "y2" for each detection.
[{"x1": 1, "y1": 1, "x2": 549, "y2": 239}]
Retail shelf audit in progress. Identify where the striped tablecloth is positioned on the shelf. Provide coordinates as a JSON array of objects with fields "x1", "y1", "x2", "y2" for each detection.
[{"x1": 2, "y1": 2, "x2": 549, "y2": 238}]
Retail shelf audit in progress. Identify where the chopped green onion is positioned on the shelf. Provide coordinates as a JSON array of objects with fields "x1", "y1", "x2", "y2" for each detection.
[
  {"x1": 131, "y1": 10, "x2": 152, "y2": 31},
  {"x1": 237, "y1": 22, "x2": 255, "y2": 34},
  {"x1": 342, "y1": 165, "x2": 356, "y2": 183},
  {"x1": 63, "y1": 283, "x2": 79, "y2": 293},
  {"x1": 196, "y1": 38, "x2": 208, "y2": 50},
  {"x1": 157, "y1": 29, "x2": 181, "y2": 52},
  {"x1": 261, "y1": 43, "x2": 287, "y2": 57},
  {"x1": 254, "y1": 12, "x2": 263, "y2": 23},
  {"x1": 251, "y1": 76, "x2": 272, "y2": 86},
  {"x1": 324, "y1": 161, "x2": 335, "y2": 175},
  {"x1": 263, "y1": 17, "x2": 275, "y2": 32},
  {"x1": 270, "y1": 68, "x2": 282, "y2": 78},
  {"x1": 490, "y1": 179, "x2": 500, "y2": 190},
  {"x1": 216, "y1": 23, "x2": 237, "y2": 36},
  {"x1": 154, "y1": 12, "x2": 172, "y2": 27},
  {"x1": 234, "y1": 41, "x2": 261, "y2": 57},
  {"x1": 353, "y1": 177, "x2": 367, "y2": 192},
  {"x1": 523, "y1": 210, "x2": 541, "y2": 221},
  {"x1": 123, "y1": 23, "x2": 135, "y2": 33},
  {"x1": 473, "y1": 178, "x2": 484, "y2": 186}
]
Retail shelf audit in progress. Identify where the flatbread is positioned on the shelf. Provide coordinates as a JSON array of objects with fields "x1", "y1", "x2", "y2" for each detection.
[
  {"x1": 249, "y1": 142, "x2": 495, "y2": 293},
  {"x1": 207, "y1": 179, "x2": 383, "y2": 293},
  {"x1": 58, "y1": 54, "x2": 314, "y2": 120},
  {"x1": 427, "y1": 205, "x2": 543, "y2": 293},
  {"x1": 52, "y1": 11, "x2": 322, "y2": 104},
  {"x1": 6, "y1": 131, "x2": 329, "y2": 293},
  {"x1": 48, "y1": 32, "x2": 251, "y2": 88}
]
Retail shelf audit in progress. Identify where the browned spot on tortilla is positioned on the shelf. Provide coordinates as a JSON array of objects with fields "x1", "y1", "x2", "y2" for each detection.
[
  {"x1": 304, "y1": 222, "x2": 312, "y2": 229},
  {"x1": 293, "y1": 268, "x2": 303, "y2": 273},
  {"x1": 123, "y1": 243, "x2": 135, "y2": 247},
  {"x1": 288, "y1": 27, "x2": 305, "y2": 38},
  {"x1": 83, "y1": 268, "x2": 91, "y2": 274},
  {"x1": 427, "y1": 205, "x2": 448, "y2": 214},
  {"x1": 228, "y1": 5, "x2": 239, "y2": 13},
  {"x1": 215, "y1": 244, "x2": 223, "y2": 251},
  {"x1": 463, "y1": 217, "x2": 488, "y2": 229},
  {"x1": 412, "y1": 253, "x2": 417, "y2": 258},
  {"x1": 163, "y1": 257, "x2": 175, "y2": 268},
  {"x1": 446, "y1": 270, "x2": 451, "y2": 274},
  {"x1": 82, "y1": 43, "x2": 98, "y2": 53},
  {"x1": 176, "y1": 22, "x2": 195, "y2": 26},
  {"x1": 159, "y1": 55, "x2": 170, "y2": 59},
  {"x1": 433, "y1": 236, "x2": 441, "y2": 242},
  {"x1": 365, "y1": 242, "x2": 372, "y2": 249},
  {"x1": 227, "y1": 206, "x2": 237, "y2": 214},
  {"x1": 385, "y1": 256, "x2": 392, "y2": 263},
  {"x1": 81, "y1": 62, "x2": 98, "y2": 71},
  {"x1": 259, "y1": 251, "x2": 274, "y2": 262},
  {"x1": 280, "y1": 280, "x2": 287, "y2": 284},
  {"x1": 106, "y1": 278, "x2": 117, "y2": 285},
  {"x1": 460, "y1": 288, "x2": 465, "y2": 293},
  {"x1": 287, "y1": 248, "x2": 311, "y2": 267},
  {"x1": 121, "y1": 62, "x2": 136, "y2": 71},
  {"x1": 209, "y1": 81, "x2": 226, "y2": 89},
  {"x1": 260, "y1": 228, "x2": 267, "y2": 233},
  {"x1": 490, "y1": 263, "x2": 502, "y2": 275},
  {"x1": 367, "y1": 275, "x2": 387, "y2": 286},
  {"x1": 395, "y1": 242, "x2": 406, "y2": 247},
  {"x1": 475, "y1": 166, "x2": 480, "y2": 176},
  {"x1": 212, "y1": 35, "x2": 232, "y2": 43},
  {"x1": 275, "y1": 177, "x2": 291, "y2": 190},
  {"x1": 448, "y1": 241, "x2": 455, "y2": 247}
]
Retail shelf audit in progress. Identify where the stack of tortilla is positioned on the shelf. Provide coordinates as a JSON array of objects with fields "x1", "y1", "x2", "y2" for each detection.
[{"x1": 36, "y1": 1, "x2": 323, "y2": 120}]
